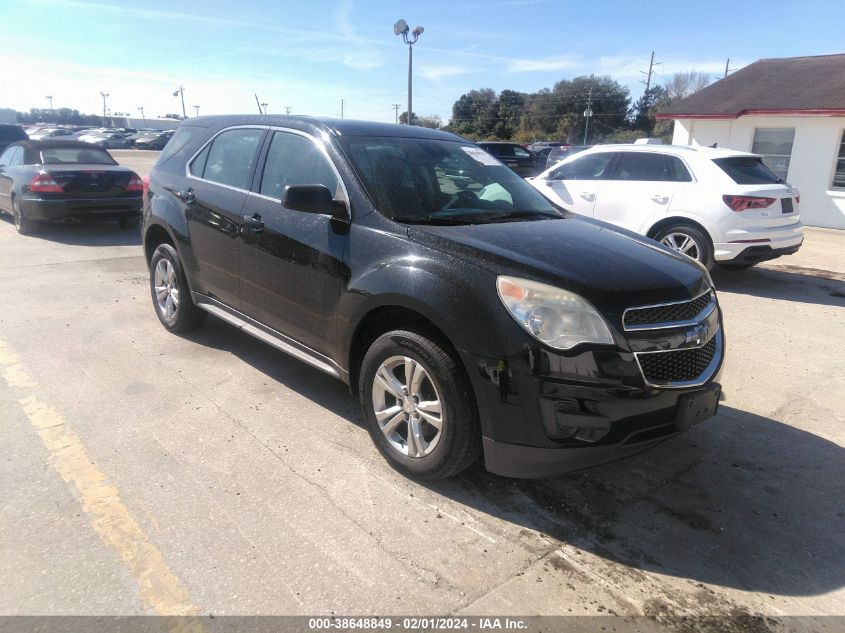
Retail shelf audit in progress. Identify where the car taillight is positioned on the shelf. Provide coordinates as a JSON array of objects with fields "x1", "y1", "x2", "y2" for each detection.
[
  {"x1": 142, "y1": 174, "x2": 150, "y2": 198},
  {"x1": 126, "y1": 173, "x2": 144, "y2": 192},
  {"x1": 795, "y1": 195, "x2": 800, "y2": 205},
  {"x1": 722, "y1": 195, "x2": 776, "y2": 212},
  {"x1": 29, "y1": 173, "x2": 63, "y2": 193}
]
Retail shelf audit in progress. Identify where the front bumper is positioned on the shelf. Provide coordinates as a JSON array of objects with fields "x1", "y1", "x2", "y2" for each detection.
[{"x1": 20, "y1": 196, "x2": 142, "y2": 222}]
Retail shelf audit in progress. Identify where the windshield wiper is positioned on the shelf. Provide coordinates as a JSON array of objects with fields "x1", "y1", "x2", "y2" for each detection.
[
  {"x1": 479, "y1": 210, "x2": 563, "y2": 223},
  {"x1": 393, "y1": 215, "x2": 481, "y2": 225}
]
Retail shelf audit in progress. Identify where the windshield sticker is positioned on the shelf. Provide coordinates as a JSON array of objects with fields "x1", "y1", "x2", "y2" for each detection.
[{"x1": 461, "y1": 147, "x2": 500, "y2": 166}]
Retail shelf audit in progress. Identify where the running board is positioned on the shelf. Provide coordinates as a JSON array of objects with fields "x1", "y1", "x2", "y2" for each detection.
[{"x1": 192, "y1": 294, "x2": 342, "y2": 380}]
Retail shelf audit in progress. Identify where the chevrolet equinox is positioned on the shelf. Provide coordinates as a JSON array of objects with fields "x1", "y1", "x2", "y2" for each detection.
[{"x1": 142, "y1": 116, "x2": 724, "y2": 480}]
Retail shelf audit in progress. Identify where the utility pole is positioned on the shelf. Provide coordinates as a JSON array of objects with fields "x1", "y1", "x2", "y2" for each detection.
[
  {"x1": 138, "y1": 106, "x2": 145, "y2": 124},
  {"x1": 284, "y1": 106, "x2": 292, "y2": 115},
  {"x1": 99, "y1": 91, "x2": 109, "y2": 126},
  {"x1": 341, "y1": 99, "x2": 344, "y2": 119},
  {"x1": 583, "y1": 88, "x2": 593, "y2": 145},
  {"x1": 254, "y1": 94, "x2": 263, "y2": 114},
  {"x1": 724, "y1": 58, "x2": 732, "y2": 78},
  {"x1": 639, "y1": 51, "x2": 661, "y2": 93},
  {"x1": 392, "y1": 103, "x2": 401, "y2": 124},
  {"x1": 173, "y1": 86, "x2": 186, "y2": 119},
  {"x1": 193, "y1": 105, "x2": 200, "y2": 117}
]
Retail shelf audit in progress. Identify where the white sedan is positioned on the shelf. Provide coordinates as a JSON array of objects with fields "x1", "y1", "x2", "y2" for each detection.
[{"x1": 528, "y1": 144, "x2": 804, "y2": 270}]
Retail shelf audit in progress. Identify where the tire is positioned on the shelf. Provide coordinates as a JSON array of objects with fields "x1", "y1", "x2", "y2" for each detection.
[
  {"x1": 359, "y1": 330, "x2": 481, "y2": 480},
  {"x1": 117, "y1": 215, "x2": 140, "y2": 229},
  {"x1": 149, "y1": 243, "x2": 207, "y2": 333},
  {"x1": 717, "y1": 262, "x2": 756, "y2": 271},
  {"x1": 12, "y1": 198, "x2": 39, "y2": 236},
  {"x1": 653, "y1": 223, "x2": 714, "y2": 271}
]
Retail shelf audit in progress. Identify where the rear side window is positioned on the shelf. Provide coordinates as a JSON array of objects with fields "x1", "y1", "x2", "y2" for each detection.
[
  {"x1": 513, "y1": 146, "x2": 531, "y2": 159},
  {"x1": 613, "y1": 152, "x2": 692, "y2": 182},
  {"x1": 0, "y1": 126, "x2": 27, "y2": 142},
  {"x1": 156, "y1": 125, "x2": 203, "y2": 167},
  {"x1": 0, "y1": 146, "x2": 22, "y2": 166},
  {"x1": 713, "y1": 157, "x2": 783, "y2": 184},
  {"x1": 191, "y1": 128, "x2": 264, "y2": 190},
  {"x1": 258, "y1": 131, "x2": 339, "y2": 200},
  {"x1": 550, "y1": 152, "x2": 615, "y2": 180}
]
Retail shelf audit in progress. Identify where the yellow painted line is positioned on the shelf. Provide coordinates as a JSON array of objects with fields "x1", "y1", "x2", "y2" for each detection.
[{"x1": 1, "y1": 338, "x2": 204, "y2": 629}]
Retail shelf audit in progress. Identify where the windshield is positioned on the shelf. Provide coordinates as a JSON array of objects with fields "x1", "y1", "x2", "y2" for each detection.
[{"x1": 339, "y1": 136, "x2": 562, "y2": 224}]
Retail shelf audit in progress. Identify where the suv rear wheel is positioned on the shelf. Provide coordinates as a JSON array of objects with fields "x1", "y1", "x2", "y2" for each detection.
[
  {"x1": 149, "y1": 243, "x2": 207, "y2": 333},
  {"x1": 654, "y1": 223, "x2": 714, "y2": 271},
  {"x1": 359, "y1": 330, "x2": 480, "y2": 480}
]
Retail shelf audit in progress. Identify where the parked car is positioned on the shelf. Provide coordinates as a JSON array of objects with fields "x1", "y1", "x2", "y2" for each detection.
[
  {"x1": 79, "y1": 132, "x2": 132, "y2": 149},
  {"x1": 0, "y1": 124, "x2": 28, "y2": 153},
  {"x1": 134, "y1": 131, "x2": 174, "y2": 150},
  {"x1": 27, "y1": 127, "x2": 75, "y2": 141},
  {"x1": 0, "y1": 140, "x2": 143, "y2": 234},
  {"x1": 545, "y1": 144, "x2": 590, "y2": 169},
  {"x1": 476, "y1": 141, "x2": 543, "y2": 177},
  {"x1": 527, "y1": 141, "x2": 567, "y2": 153},
  {"x1": 528, "y1": 144, "x2": 804, "y2": 270},
  {"x1": 142, "y1": 116, "x2": 723, "y2": 480}
]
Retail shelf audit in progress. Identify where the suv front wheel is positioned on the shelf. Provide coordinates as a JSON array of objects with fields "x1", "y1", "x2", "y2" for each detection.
[{"x1": 359, "y1": 330, "x2": 480, "y2": 480}]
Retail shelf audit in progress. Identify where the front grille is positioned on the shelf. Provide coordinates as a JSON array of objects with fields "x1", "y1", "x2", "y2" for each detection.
[
  {"x1": 637, "y1": 338, "x2": 717, "y2": 383},
  {"x1": 624, "y1": 291, "x2": 713, "y2": 328}
]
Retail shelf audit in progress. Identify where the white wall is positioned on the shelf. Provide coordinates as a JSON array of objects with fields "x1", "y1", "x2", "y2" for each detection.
[{"x1": 671, "y1": 116, "x2": 845, "y2": 229}]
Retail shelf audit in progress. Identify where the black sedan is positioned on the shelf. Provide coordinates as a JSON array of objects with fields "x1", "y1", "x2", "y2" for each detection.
[
  {"x1": 134, "y1": 131, "x2": 173, "y2": 150},
  {"x1": 0, "y1": 140, "x2": 143, "y2": 235}
]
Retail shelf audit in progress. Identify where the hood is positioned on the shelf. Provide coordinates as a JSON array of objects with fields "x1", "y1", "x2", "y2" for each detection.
[{"x1": 407, "y1": 215, "x2": 710, "y2": 319}]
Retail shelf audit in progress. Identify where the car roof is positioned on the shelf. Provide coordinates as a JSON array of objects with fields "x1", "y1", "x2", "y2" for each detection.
[
  {"x1": 13, "y1": 140, "x2": 110, "y2": 151},
  {"x1": 581, "y1": 143, "x2": 757, "y2": 159},
  {"x1": 186, "y1": 115, "x2": 465, "y2": 142}
]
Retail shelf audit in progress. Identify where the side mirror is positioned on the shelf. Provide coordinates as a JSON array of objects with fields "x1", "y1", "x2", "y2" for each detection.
[{"x1": 283, "y1": 184, "x2": 347, "y2": 218}]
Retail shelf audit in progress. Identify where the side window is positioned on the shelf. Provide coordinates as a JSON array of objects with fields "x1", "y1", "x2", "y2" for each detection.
[
  {"x1": 259, "y1": 131, "x2": 339, "y2": 201},
  {"x1": 551, "y1": 152, "x2": 615, "y2": 180},
  {"x1": 513, "y1": 146, "x2": 531, "y2": 159},
  {"x1": 196, "y1": 128, "x2": 264, "y2": 190},
  {"x1": 496, "y1": 145, "x2": 515, "y2": 158},
  {"x1": 613, "y1": 152, "x2": 676, "y2": 181},
  {"x1": 667, "y1": 155, "x2": 693, "y2": 182},
  {"x1": 189, "y1": 144, "x2": 210, "y2": 177},
  {"x1": 0, "y1": 146, "x2": 16, "y2": 166},
  {"x1": 9, "y1": 147, "x2": 23, "y2": 166}
]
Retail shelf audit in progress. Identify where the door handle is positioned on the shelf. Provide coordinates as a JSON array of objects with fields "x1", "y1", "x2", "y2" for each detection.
[
  {"x1": 177, "y1": 188, "x2": 195, "y2": 203},
  {"x1": 580, "y1": 192, "x2": 596, "y2": 202},
  {"x1": 244, "y1": 214, "x2": 264, "y2": 232},
  {"x1": 651, "y1": 195, "x2": 669, "y2": 205}
]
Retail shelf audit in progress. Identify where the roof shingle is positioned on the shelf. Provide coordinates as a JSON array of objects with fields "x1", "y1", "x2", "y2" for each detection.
[{"x1": 656, "y1": 54, "x2": 845, "y2": 119}]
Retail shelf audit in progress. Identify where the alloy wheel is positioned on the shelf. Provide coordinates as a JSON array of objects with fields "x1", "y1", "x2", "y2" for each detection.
[
  {"x1": 371, "y1": 355, "x2": 443, "y2": 458},
  {"x1": 153, "y1": 258, "x2": 180, "y2": 320},
  {"x1": 660, "y1": 232, "x2": 702, "y2": 261}
]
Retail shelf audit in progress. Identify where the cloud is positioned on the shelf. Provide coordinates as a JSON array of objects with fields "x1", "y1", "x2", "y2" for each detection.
[
  {"x1": 506, "y1": 56, "x2": 579, "y2": 73},
  {"x1": 418, "y1": 65, "x2": 473, "y2": 81},
  {"x1": 333, "y1": 0, "x2": 383, "y2": 70}
]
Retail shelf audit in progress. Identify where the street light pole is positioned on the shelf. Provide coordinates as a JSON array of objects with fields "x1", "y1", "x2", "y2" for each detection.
[
  {"x1": 194, "y1": 105, "x2": 200, "y2": 117},
  {"x1": 45, "y1": 96, "x2": 54, "y2": 122},
  {"x1": 394, "y1": 19, "x2": 423, "y2": 125},
  {"x1": 100, "y1": 91, "x2": 109, "y2": 126},
  {"x1": 173, "y1": 86, "x2": 186, "y2": 118},
  {"x1": 138, "y1": 106, "x2": 145, "y2": 124}
]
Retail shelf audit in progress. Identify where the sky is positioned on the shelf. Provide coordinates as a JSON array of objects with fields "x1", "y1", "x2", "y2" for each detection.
[{"x1": 1, "y1": 0, "x2": 844, "y2": 124}]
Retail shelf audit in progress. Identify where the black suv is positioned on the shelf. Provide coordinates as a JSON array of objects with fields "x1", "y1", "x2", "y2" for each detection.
[
  {"x1": 475, "y1": 141, "x2": 542, "y2": 177},
  {"x1": 142, "y1": 116, "x2": 723, "y2": 480}
]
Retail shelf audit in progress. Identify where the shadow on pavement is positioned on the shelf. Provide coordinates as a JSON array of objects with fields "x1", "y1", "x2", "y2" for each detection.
[
  {"x1": 0, "y1": 214, "x2": 141, "y2": 247},
  {"x1": 711, "y1": 265, "x2": 845, "y2": 308},
  {"x1": 428, "y1": 405, "x2": 845, "y2": 597}
]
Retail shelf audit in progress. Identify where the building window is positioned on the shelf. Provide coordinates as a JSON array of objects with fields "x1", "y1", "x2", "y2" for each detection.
[
  {"x1": 751, "y1": 128, "x2": 795, "y2": 181},
  {"x1": 833, "y1": 130, "x2": 845, "y2": 189}
]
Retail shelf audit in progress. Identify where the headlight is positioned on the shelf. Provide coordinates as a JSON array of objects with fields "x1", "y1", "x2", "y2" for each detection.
[{"x1": 496, "y1": 276, "x2": 614, "y2": 350}]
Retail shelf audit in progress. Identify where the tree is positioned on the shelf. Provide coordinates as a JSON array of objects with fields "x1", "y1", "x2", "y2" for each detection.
[
  {"x1": 398, "y1": 111, "x2": 419, "y2": 125},
  {"x1": 449, "y1": 88, "x2": 497, "y2": 137},
  {"x1": 416, "y1": 115, "x2": 443, "y2": 129},
  {"x1": 632, "y1": 85, "x2": 669, "y2": 132},
  {"x1": 663, "y1": 71, "x2": 711, "y2": 100}
]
